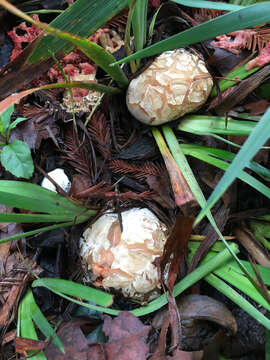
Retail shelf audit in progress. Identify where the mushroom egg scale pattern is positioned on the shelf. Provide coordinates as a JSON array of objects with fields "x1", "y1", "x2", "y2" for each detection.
[
  {"x1": 80, "y1": 208, "x2": 168, "y2": 297},
  {"x1": 126, "y1": 49, "x2": 213, "y2": 126}
]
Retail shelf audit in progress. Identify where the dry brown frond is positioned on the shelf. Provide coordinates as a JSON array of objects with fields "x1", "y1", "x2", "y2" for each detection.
[
  {"x1": 88, "y1": 111, "x2": 112, "y2": 159},
  {"x1": 106, "y1": 8, "x2": 128, "y2": 30},
  {"x1": 103, "y1": 190, "x2": 154, "y2": 201},
  {"x1": 62, "y1": 126, "x2": 95, "y2": 181},
  {"x1": 110, "y1": 160, "x2": 162, "y2": 179}
]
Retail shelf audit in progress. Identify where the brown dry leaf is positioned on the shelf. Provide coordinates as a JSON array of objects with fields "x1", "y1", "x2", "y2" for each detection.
[
  {"x1": 0, "y1": 272, "x2": 27, "y2": 327},
  {"x1": 45, "y1": 321, "x2": 89, "y2": 360},
  {"x1": 234, "y1": 226, "x2": 270, "y2": 267},
  {"x1": 244, "y1": 99, "x2": 270, "y2": 115},
  {"x1": 45, "y1": 312, "x2": 150, "y2": 360},
  {"x1": 146, "y1": 175, "x2": 175, "y2": 209},
  {"x1": 69, "y1": 174, "x2": 92, "y2": 197},
  {"x1": 209, "y1": 65, "x2": 270, "y2": 115},
  {"x1": 15, "y1": 337, "x2": 46, "y2": 355},
  {"x1": 169, "y1": 350, "x2": 203, "y2": 360},
  {"x1": 2, "y1": 329, "x2": 17, "y2": 345},
  {"x1": 153, "y1": 216, "x2": 193, "y2": 352},
  {"x1": 101, "y1": 312, "x2": 151, "y2": 360},
  {"x1": 162, "y1": 153, "x2": 195, "y2": 209},
  {"x1": 159, "y1": 215, "x2": 194, "y2": 291}
]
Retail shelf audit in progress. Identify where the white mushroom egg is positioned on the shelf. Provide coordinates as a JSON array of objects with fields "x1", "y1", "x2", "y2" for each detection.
[
  {"x1": 126, "y1": 48, "x2": 213, "y2": 126},
  {"x1": 80, "y1": 208, "x2": 168, "y2": 298},
  {"x1": 41, "y1": 168, "x2": 71, "y2": 193}
]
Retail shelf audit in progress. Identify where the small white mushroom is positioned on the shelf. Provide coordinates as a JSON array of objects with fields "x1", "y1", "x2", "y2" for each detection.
[
  {"x1": 126, "y1": 49, "x2": 213, "y2": 126},
  {"x1": 41, "y1": 168, "x2": 71, "y2": 193},
  {"x1": 80, "y1": 208, "x2": 168, "y2": 297}
]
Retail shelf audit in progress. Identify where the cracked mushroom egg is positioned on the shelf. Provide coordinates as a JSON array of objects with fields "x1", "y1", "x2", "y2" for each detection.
[
  {"x1": 80, "y1": 208, "x2": 168, "y2": 298},
  {"x1": 126, "y1": 48, "x2": 213, "y2": 126}
]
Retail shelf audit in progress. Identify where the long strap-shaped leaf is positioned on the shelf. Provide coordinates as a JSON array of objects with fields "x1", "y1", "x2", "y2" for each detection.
[
  {"x1": 178, "y1": 115, "x2": 256, "y2": 136},
  {"x1": 0, "y1": 180, "x2": 90, "y2": 215},
  {"x1": 0, "y1": 0, "x2": 129, "y2": 88},
  {"x1": 112, "y1": 2, "x2": 270, "y2": 64},
  {"x1": 181, "y1": 144, "x2": 270, "y2": 195},
  {"x1": 206, "y1": 273, "x2": 270, "y2": 330},
  {"x1": 32, "y1": 278, "x2": 113, "y2": 307},
  {"x1": 0, "y1": 213, "x2": 90, "y2": 223},
  {"x1": 19, "y1": 290, "x2": 64, "y2": 354},
  {"x1": 172, "y1": 0, "x2": 244, "y2": 11}
]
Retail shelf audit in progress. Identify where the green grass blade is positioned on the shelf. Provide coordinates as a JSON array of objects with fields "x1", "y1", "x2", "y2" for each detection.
[
  {"x1": 43, "y1": 81, "x2": 122, "y2": 94},
  {"x1": 210, "y1": 63, "x2": 260, "y2": 97},
  {"x1": 147, "y1": 4, "x2": 162, "y2": 46},
  {"x1": 214, "y1": 263, "x2": 270, "y2": 311},
  {"x1": 32, "y1": 245, "x2": 238, "y2": 317},
  {"x1": 25, "y1": 290, "x2": 64, "y2": 353},
  {"x1": 32, "y1": 278, "x2": 113, "y2": 307},
  {"x1": 131, "y1": 244, "x2": 239, "y2": 316},
  {"x1": 32, "y1": 282, "x2": 120, "y2": 316},
  {"x1": 129, "y1": 0, "x2": 148, "y2": 67},
  {"x1": 195, "y1": 106, "x2": 270, "y2": 225},
  {"x1": 18, "y1": 291, "x2": 46, "y2": 359},
  {"x1": 124, "y1": 0, "x2": 137, "y2": 73},
  {"x1": 224, "y1": 259, "x2": 270, "y2": 286},
  {"x1": 112, "y1": 3, "x2": 270, "y2": 64},
  {"x1": 0, "y1": 180, "x2": 91, "y2": 215},
  {"x1": 189, "y1": 240, "x2": 228, "y2": 254},
  {"x1": 266, "y1": 312, "x2": 270, "y2": 360},
  {"x1": 172, "y1": 0, "x2": 244, "y2": 11},
  {"x1": 161, "y1": 127, "x2": 241, "y2": 258},
  {"x1": 181, "y1": 144, "x2": 270, "y2": 193},
  {"x1": 0, "y1": 222, "x2": 75, "y2": 244},
  {"x1": 27, "y1": 0, "x2": 129, "y2": 63},
  {"x1": 0, "y1": 0, "x2": 129, "y2": 88},
  {"x1": 205, "y1": 273, "x2": 270, "y2": 330},
  {"x1": 0, "y1": 213, "x2": 90, "y2": 223},
  {"x1": 160, "y1": 126, "x2": 260, "y2": 290},
  {"x1": 178, "y1": 115, "x2": 256, "y2": 136}
]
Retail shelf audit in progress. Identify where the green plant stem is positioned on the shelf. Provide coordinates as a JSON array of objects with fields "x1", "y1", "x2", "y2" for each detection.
[
  {"x1": 0, "y1": 222, "x2": 75, "y2": 244},
  {"x1": 26, "y1": 10, "x2": 63, "y2": 14}
]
